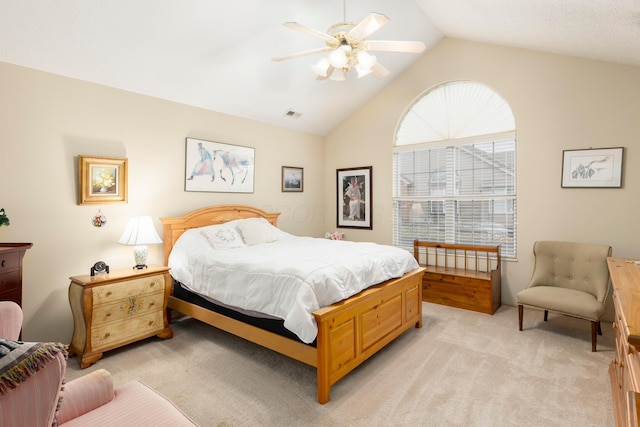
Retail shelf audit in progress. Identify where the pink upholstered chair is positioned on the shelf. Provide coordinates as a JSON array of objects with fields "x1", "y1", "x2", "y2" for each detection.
[
  {"x1": 0, "y1": 301, "x2": 198, "y2": 426},
  {"x1": 0, "y1": 301, "x2": 22, "y2": 339}
]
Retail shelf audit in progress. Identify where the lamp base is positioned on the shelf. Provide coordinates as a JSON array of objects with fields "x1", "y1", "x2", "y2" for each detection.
[{"x1": 132, "y1": 245, "x2": 149, "y2": 270}]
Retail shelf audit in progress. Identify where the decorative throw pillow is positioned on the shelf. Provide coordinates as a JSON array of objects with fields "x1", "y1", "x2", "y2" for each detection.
[
  {"x1": 0, "y1": 340, "x2": 67, "y2": 396},
  {"x1": 200, "y1": 226, "x2": 245, "y2": 250},
  {"x1": 237, "y1": 218, "x2": 277, "y2": 245}
]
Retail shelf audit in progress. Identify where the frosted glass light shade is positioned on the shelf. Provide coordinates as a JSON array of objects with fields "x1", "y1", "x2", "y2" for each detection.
[
  {"x1": 311, "y1": 57, "x2": 331, "y2": 77},
  {"x1": 118, "y1": 216, "x2": 162, "y2": 269},
  {"x1": 356, "y1": 50, "x2": 376, "y2": 69},
  {"x1": 328, "y1": 45, "x2": 351, "y2": 68}
]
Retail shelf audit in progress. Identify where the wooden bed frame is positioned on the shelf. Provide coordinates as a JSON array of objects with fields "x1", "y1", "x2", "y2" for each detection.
[{"x1": 160, "y1": 205, "x2": 425, "y2": 404}]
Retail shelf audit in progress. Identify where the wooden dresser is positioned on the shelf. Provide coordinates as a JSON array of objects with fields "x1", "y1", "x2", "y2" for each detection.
[
  {"x1": 68, "y1": 265, "x2": 173, "y2": 368},
  {"x1": 607, "y1": 257, "x2": 640, "y2": 426},
  {"x1": 0, "y1": 243, "x2": 33, "y2": 306}
]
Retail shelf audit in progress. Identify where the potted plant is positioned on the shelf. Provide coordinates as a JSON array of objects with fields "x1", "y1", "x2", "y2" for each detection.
[{"x1": 0, "y1": 208, "x2": 10, "y2": 227}]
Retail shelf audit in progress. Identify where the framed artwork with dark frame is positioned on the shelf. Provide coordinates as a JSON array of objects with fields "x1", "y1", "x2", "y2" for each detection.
[
  {"x1": 337, "y1": 166, "x2": 372, "y2": 229},
  {"x1": 282, "y1": 166, "x2": 303, "y2": 192},
  {"x1": 185, "y1": 137, "x2": 255, "y2": 193},
  {"x1": 78, "y1": 155, "x2": 128, "y2": 205},
  {"x1": 561, "y1": 147, "x2": 624, "y2": 188}
]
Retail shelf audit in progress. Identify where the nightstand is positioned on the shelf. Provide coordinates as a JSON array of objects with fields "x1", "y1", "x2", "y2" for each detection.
[{"x1": 68, "y1": 265, "x2": 173, "y2": 368}]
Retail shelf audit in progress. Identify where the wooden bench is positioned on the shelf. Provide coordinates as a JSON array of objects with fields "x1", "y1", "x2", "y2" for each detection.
[{"x1": 414, "y1": 241, "x2": 501, "y2": 314}]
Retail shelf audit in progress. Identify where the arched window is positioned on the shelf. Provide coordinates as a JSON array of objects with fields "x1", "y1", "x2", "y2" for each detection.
[{"x1": 393, "y1": 81, "x2": 517, "y2": 258}]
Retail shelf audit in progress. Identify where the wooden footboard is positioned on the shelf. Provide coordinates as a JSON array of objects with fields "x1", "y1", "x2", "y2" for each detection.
[
  {"x1": 314, "y1": 267, "x2": 424, "y2": 403},
  {"x1": 160, "y1": 205, "x2": 425, "y2": 403}
]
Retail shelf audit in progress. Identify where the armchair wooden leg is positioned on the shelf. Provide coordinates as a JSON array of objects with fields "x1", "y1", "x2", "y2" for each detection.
[
  {"x1": 544, "y1": 310, "x2": 548, "y2": 321},
  {"x1": 591, "y1": 321, "x2": 597, "y2": 352},
  {"x1": 518, "y1": 305, "x2": 523, "y2": 331},
  {"x1": 597, "y1": 321, "x2": 602, "y2": 336}
]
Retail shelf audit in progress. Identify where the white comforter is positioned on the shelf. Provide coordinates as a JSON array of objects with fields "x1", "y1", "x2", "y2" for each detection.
[{"x1": 169, "y1": 229, "x2": 419, "y2": 343}]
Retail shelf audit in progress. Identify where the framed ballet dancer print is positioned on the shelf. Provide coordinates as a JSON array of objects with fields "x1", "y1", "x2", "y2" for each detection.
[{"x1": 337, "y1": 166, "x2": 372, "y2": 230}]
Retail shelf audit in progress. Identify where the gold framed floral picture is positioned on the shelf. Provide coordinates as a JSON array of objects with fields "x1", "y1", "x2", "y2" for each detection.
[{"x1": 78, "y1": 155, "x2": 128, "y2": 205}]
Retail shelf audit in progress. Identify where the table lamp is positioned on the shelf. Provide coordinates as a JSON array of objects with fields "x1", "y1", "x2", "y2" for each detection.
[{"x1": 118, "y1": 216, "x2": 162, "y2": 269}]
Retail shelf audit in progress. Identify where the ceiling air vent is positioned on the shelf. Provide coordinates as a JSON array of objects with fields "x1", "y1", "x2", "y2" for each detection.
[{"x1": 283, "y1": 109, "x2": 302, "y2": 119}]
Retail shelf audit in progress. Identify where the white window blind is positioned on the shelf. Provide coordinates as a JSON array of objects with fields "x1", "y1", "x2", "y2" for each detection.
[{"x1": 393, "y1": 134, "x2": 516, "y2": 258}]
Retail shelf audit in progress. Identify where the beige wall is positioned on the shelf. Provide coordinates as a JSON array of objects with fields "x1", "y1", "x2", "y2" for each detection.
[
  {"x1": 0, "y1": 62, "x2": 325, "y2": 341},
  {"x1": 324, "y1": 38, "x2": 640, "y2": 317}
]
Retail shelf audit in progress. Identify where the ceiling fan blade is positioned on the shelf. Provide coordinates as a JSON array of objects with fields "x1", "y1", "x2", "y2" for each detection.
[
  {"x1": 272, "y1": 47, "x2": 332, "y2": 62},
  {"x1": 283, "y1": 22, "x2": 337, "y2": 44},
  {"x1": 366, "y1": 40, "x2": 426, "y2": 53},
  {"x1": 347, "y1": 13, "x2": 389, "y2": 41},
  {"x1": 371, "y1": 62, "x2": 390, "y2": 79}
]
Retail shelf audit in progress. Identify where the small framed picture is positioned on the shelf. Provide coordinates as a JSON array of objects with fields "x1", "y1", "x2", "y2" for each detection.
[
  {"x1": 337, "y1": 166, "x2": 372, "y2": 229},
  {"x1": 282, "y1": 166, "x2": 303, "y2": 192},
  {"x1": 561, "y1": 147, "x2": 624, "y2": 188},
  {"x1": 78, "y1": 155, "x2": 128, "y2": 205}
]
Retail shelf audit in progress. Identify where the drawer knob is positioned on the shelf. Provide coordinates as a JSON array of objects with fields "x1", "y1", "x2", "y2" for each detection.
[
  {"x1": 106, "y1": 291, "x2": 112, "y2": 296},
  {"x1": 106, "y1": 312, "x2": 111, "y2": 317},
  {"x1": 149, "y1": 302, "x2": 155, "y2": 307},
  {"x1": 104, "y1": 332, "x2": 110, "y2": 338},
  {"x1": 1, "y1": 260, "x2": 5, "y2": 268},
  {"x1": 148, "y1": 321, "x2": 153, "y2": 326}
]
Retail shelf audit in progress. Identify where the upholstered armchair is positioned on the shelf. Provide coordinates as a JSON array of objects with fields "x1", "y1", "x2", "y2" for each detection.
[
  {"x1": 0, "y1": 301, "x2": 198, "y2": 426},
  {"x1": 517, "y1": 241, "x2": 612, "y2": 352},
  {"x1": 0, "y1": 301, "x2": 22, "y2": 339}
]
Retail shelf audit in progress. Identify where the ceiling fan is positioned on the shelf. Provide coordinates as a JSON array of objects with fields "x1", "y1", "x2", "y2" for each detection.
[{"x1": 272, "y1": 10, "x2": 426, "y2": 81}]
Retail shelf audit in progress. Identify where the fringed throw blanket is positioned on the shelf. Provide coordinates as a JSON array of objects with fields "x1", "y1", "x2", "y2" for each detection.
[{"x1": 0, "y1": 339, "x2": 67, "y2": 395}]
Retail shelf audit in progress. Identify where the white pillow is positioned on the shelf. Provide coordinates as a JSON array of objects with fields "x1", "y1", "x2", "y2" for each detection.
[
  {"x1": 237, "y1": 218, "x2": 277, "y2": 245},
  {"x1": 200, "y1": 225, "x2": 245, "y2": 250}
]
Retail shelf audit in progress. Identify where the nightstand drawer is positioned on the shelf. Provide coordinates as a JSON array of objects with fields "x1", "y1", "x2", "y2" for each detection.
[
  {"x1": 92, "y1": 292, "x2": 164, "y2": 326},
  {"x1": 92, "y1": 275, "x2": 164, "y2": 306},
  {"x1": 0, "y1": 251, "x2": 20, "y2": 272},
  {"x1": 91, "y1": 310, "x2": 164, "y2": 351},
  {"x1": 0, "y1": 270, "x2": 20, "y2": 293}
]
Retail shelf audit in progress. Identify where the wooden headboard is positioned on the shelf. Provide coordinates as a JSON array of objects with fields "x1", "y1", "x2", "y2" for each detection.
[{"x1": 159, "y1": 205, "x2": 281, "y2": 265}]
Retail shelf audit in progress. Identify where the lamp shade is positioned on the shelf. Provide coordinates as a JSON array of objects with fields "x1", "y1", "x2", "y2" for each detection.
[{"x1": 118, "y1": 216, "x2": 162, "y2": 246}]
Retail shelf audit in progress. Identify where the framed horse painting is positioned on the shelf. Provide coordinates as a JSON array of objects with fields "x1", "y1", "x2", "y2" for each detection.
[{"x1": 185, "y1": 138, "x2": 255, "y2": 193}]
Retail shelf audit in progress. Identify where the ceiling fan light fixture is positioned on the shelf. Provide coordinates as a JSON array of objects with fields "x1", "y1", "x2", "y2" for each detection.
[
  {"x1": 275, "y1": 9, "x2": 425, "y2": 81},
  {"x1": 311, "y1": 57, "x2": 331, "y2": 77}
]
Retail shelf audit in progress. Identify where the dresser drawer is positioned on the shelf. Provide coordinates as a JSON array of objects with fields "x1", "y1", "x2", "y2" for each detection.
[
  {"x1": 92, "y1": 292, "x2": 164, "y2": 326},
  {"x1": 0, "y1": 251, "x2": 20, "y2": 273},
  {"x1": 0, "y1": 270, "x2": 20, "y2": 293},
  {"x1": 92, "y1": 275, "x2": 164, "y2": 306},
  {"x1": 626, "y1": 345, "x2": 640, "y2": 392},
  {"x1": 91, "y1": 310, "x2": 164, "y2": 351}
]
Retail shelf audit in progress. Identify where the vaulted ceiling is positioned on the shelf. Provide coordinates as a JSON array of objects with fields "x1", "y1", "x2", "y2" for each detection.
[{"x1": 1, "y1": 1, "x2": 638, "y2": 136}]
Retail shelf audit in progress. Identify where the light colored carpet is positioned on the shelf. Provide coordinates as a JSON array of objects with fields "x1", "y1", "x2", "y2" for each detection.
[{"x1": 65, "y1": 303, "x2": 615, "y2": 427}]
